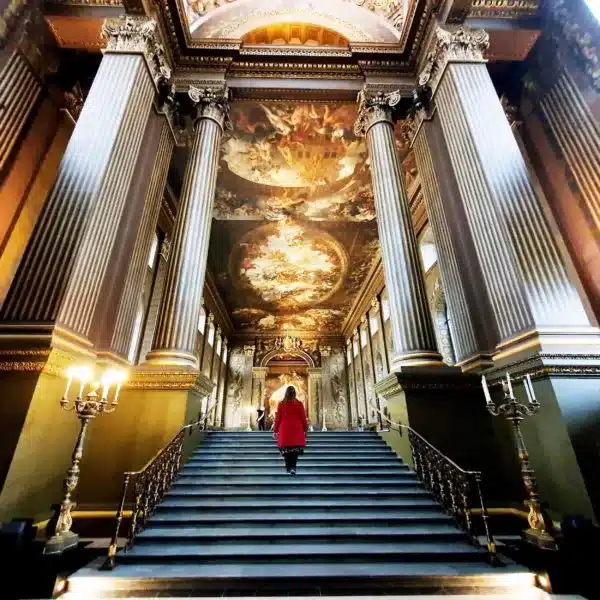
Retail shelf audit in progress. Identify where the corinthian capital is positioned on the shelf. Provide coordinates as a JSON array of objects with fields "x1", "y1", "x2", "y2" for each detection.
[
  {"x1": 418, "y1": 26, "x2": 489, "y2": 95},
  {"x1": 188, "y1": 85, "x2": 231, "y2": 132},
  {"x1": 102, "y1": 17, "x2": 171, "y2": 89},
  {"x1": 354, "y1": 88, "x2": 402, "y2": 137}
]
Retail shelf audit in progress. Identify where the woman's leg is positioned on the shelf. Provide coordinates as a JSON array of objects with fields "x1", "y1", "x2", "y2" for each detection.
[
  {"x1": 289, "y1": 451, "x2": 299, "y2": 472},
  {"x1": 283, "y1": 452, "x2": 293, "y2": 472}
]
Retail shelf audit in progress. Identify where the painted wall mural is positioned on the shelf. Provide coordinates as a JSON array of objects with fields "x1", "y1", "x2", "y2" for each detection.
[{"x1": 207, "y1": 101, "x2": 380, "y2": 335}]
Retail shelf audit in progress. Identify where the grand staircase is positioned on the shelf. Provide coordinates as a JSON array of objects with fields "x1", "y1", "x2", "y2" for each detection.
[{"x1": 67, "y1": 431, "x2": 536, "y2": 597}]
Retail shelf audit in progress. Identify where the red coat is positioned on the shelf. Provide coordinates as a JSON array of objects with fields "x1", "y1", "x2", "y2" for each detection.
[{"x1": 274, "y1": 399, "x2": 308, "y2": 448}]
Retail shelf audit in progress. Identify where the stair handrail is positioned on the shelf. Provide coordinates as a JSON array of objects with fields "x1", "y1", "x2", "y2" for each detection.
[
  {"x1": 102, "y1": 399, "x2": 218, "y2": 570},
  {"x1": 377, "y1": 409, "x2": 499, "y2": 564}
]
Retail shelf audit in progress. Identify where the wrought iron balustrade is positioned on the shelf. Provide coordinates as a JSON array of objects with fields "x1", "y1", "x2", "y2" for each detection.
[
  {"x1": 377, "y1": 410, "x2": 499, "y2": 565},
  {"x1": 102, "y1": 400, "x2": 218, "y2": 570}
]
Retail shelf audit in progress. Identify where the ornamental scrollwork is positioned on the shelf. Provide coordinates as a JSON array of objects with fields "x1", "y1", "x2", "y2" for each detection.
[
  {"x1": 418, "y1": 26, "x2": 489, "y2": 95},
  {"x1": 102, "y1": 17, "x2": 172, "y2": 90},
  {"x1": 354, "y1": 88, "x2": 403, "y2": 137},
  {"x1": 188, "y1": 85, "x2": 232, "y2": 132}
]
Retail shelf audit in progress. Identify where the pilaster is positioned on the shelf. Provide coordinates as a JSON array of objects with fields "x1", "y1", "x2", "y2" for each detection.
[
  {"x1": 0, "y1": 16, "x2": 169, "y2": 355},
  {"x1": 307, "y1": 367, "x2": 323, "y2": 430},
  {"x1": 413, "y1": 25, "x2": 599, "y2": 366}
]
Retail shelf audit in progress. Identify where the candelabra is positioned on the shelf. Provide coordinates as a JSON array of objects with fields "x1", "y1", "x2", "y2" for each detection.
[
  {"x1": 482, "y1": 372, "x2": 557, "y2": 550},
  {"x1": 44, "y1": 365, "x2": 127, "y2": 556}
]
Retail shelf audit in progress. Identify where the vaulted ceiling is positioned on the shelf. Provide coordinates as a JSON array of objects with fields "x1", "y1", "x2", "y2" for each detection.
[{"x1": 206, "y1": 100, "x2": 381, "y2": 337}]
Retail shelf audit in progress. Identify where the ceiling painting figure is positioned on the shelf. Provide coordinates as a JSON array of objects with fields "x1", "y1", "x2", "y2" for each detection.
[{"x1": 207, "y1": 100, "x2": 381, "y2": 336}]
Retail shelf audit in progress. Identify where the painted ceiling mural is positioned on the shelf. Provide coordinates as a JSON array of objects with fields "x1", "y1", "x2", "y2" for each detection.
[{"x1": 207, "y1": 100, "x2": 380, "y2": 335}]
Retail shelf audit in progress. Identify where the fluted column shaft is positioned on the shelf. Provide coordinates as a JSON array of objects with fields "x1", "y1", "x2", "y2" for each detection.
[
  {"x1": 356, "y1": 95, "x2": 443, "y2": 369},
  {"x1": 0, "y1": 49, "x2": 41, "y2": 172},
  {"x1": 148, "y1": 87, "x2": 229, "y2": 367},
  {"x1": 0, "y1": 17, "x2": 169, "y2": 349},
  {"x1": 109, "y1": 120, "x2": 174, "y2": 358}
]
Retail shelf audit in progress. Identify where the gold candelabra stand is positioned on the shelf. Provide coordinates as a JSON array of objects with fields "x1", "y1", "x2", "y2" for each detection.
[
  {"x1": 482, "y1": 372, "x2": 557, "y2": 551},
  {"x1": 44, "y1": 366, "x2": 127, "y2": 556}
]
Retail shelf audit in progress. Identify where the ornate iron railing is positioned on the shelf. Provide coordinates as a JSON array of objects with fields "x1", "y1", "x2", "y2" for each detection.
[
  {"x1": 378, "y1": 410, "x2": 500, "y2": 564},
  {"x1": 102, "y1": 401, "x2": 218, "y2": 570}
]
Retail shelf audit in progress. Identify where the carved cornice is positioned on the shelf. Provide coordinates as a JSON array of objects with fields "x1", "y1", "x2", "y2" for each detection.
[
  {"x1": 548, "y1": 0, "x2": 600, "y2": 93},
  {"x1": 228, "y1": 60, "x2": 363, "y2": 79},
  {"x1": 0, "y1": 348, "x2": 85, "y2": 376},
  {"x1": 128, "y1": 367, "x2": 215, "y2": 394},
  {"x1": 418, "y1": 26, "x2": 489, "y2": 96},
  {"x1": 102, "y1": 16, "x2": 172, "y2": 89},
  {"x1": 354, "y1": 87, "x2": 403, "y2": 136},
  {"x1": 45, "y1": 0, "x2": 123, "y2": 5}
]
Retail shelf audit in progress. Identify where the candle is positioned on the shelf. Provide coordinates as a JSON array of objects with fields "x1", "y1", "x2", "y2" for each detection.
[
  {"x1": 481, "y1": 375, "x2": 493, "y2": 404},
  {"x1": 113, "y1": 382, "x2": 123, "y2": 405},
  {"x1": 64, "y1": 375, "x2": 73, "y2": 399},
  {"x1": 525, "y1": 374, "x2": 537, "y2": 404},
  {"x1": 505, "y1": 372, "x2": 513, "y2": 397}
]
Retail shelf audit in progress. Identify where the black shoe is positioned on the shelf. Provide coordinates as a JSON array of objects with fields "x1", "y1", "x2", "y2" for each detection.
[{"x1": 290, "y1": 468, "x2": 296, "y2": 476}]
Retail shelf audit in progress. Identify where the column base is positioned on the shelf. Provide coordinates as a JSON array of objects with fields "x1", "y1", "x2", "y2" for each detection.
[
  {"x1": 144, "y1": 349, "x2": 198, "y2": 368},
  {"x1": 390, "y1": 351, "x2": 447, "y2": 370}
]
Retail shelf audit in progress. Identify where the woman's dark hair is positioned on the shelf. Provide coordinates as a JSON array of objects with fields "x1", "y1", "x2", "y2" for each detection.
[{"x1": 283, "y1": 386, "x2": 297, "y2": 401}]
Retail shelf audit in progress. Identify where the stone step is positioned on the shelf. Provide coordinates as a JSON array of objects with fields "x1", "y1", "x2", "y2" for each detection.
[
  {"x1": 120, "y1": 540, "x2": 486, "y2": 562},
  {"x1": 136, "y1": 523, "x2": 467, "y2": 542},
  {"x1": 180, "y1": 467, "x2": 410, "y2": 476},
  {"x1": 195, "y1": 450, "x2": 394, "y2": 457},
  {"x1": 186, "y1": 459, "x2": 404, "y2": 467},
  {"x1": 201, "y1": 440, "x2": 388, "y2": 447},
  {"x1": 174, "y1": 475, "x2": 417, "y2": 484},
  {"x1": 150, "y1": 509, "x2": 449, "y2": 524},
  {"x1": 67, "y1": 558, "x2": 535, "y2": 597},
  {"x1": 159, "y1": 497, "x2": 438, "y2": 509},
  {"x1": 165, "y1": 489, "x2": 430, "y2": 500},
  {"x1": 171, "y1": 482, "x2": 423, "y2": 493},
  {"x1": 168, "y1": 485, "x2": 426, "y2": 496}
]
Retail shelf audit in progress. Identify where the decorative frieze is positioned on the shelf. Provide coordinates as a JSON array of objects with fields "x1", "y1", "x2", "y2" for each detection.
[{"x1": 548, "y1": 0, "x2": 600, "y2": 93}]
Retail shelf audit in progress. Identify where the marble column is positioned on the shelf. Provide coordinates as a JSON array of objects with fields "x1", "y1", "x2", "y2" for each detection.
[
  {"x1": 109, "y1": 122, "x2": 174, "y2": 359},
  {"x1": 0, "y1": 16, "x2": 169, "y2": 350},
  {"x1": 412, "y1": 26, "x2": 593, "y2": 360},
  {"x1": 147, "y1": 86, "x2": 229, "y2": 367},
  {"x1": 355, "y1": 92, "x2": 443, "y2": 370}
]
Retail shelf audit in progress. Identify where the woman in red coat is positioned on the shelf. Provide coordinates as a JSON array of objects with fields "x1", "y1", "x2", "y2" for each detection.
[{"x1": 274, "y1": 386, "x2": 308, "y2": 476}]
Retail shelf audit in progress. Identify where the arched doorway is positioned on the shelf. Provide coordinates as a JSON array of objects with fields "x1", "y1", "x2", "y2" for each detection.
[{"x1": 256, "y1": 347, "x2": 321, "y2": 428}]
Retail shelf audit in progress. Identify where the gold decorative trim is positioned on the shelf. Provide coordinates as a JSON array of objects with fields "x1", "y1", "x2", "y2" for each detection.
[{"x1": 127, "y1": 365, "x2": 215, "y2": 394}]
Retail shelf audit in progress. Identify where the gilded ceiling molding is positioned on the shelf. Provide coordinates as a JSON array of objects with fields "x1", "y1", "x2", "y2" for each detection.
[
  {"x1": 45, "y1": 0, "x2": 123, "y2": 5},
  {"x1": 469, "y1": 0, "x2": 539, "y2": 19},
  {"x1": 418, "y1": 26, "x2": 489, "y2": 95},
  {"x1": 189, "y1": 0, "x2": 405, "y2": 29},
  {"x1": 548, "y1": 0, "x2": 600, "y2": 93},
  {"x1": 102, "y1": 16, "x2": 173, "y2": 88}
]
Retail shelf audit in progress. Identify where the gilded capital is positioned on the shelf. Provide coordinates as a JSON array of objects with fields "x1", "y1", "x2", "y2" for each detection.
[
  {"x1": 418, "y1": 26, "x2": 489, "y2": 95},
  {"x1": 102, "y1": 17, "x2": 171, "y2": 90},
  {"x1": 243, "y1": 344, "x2": 255, "y2": 357},
  {"x1": 188, "y1": 85, "x2": 231, "y2": 132},
  {"x1": 354, "y1": 88, "x2": 403, "y2": 137}
]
